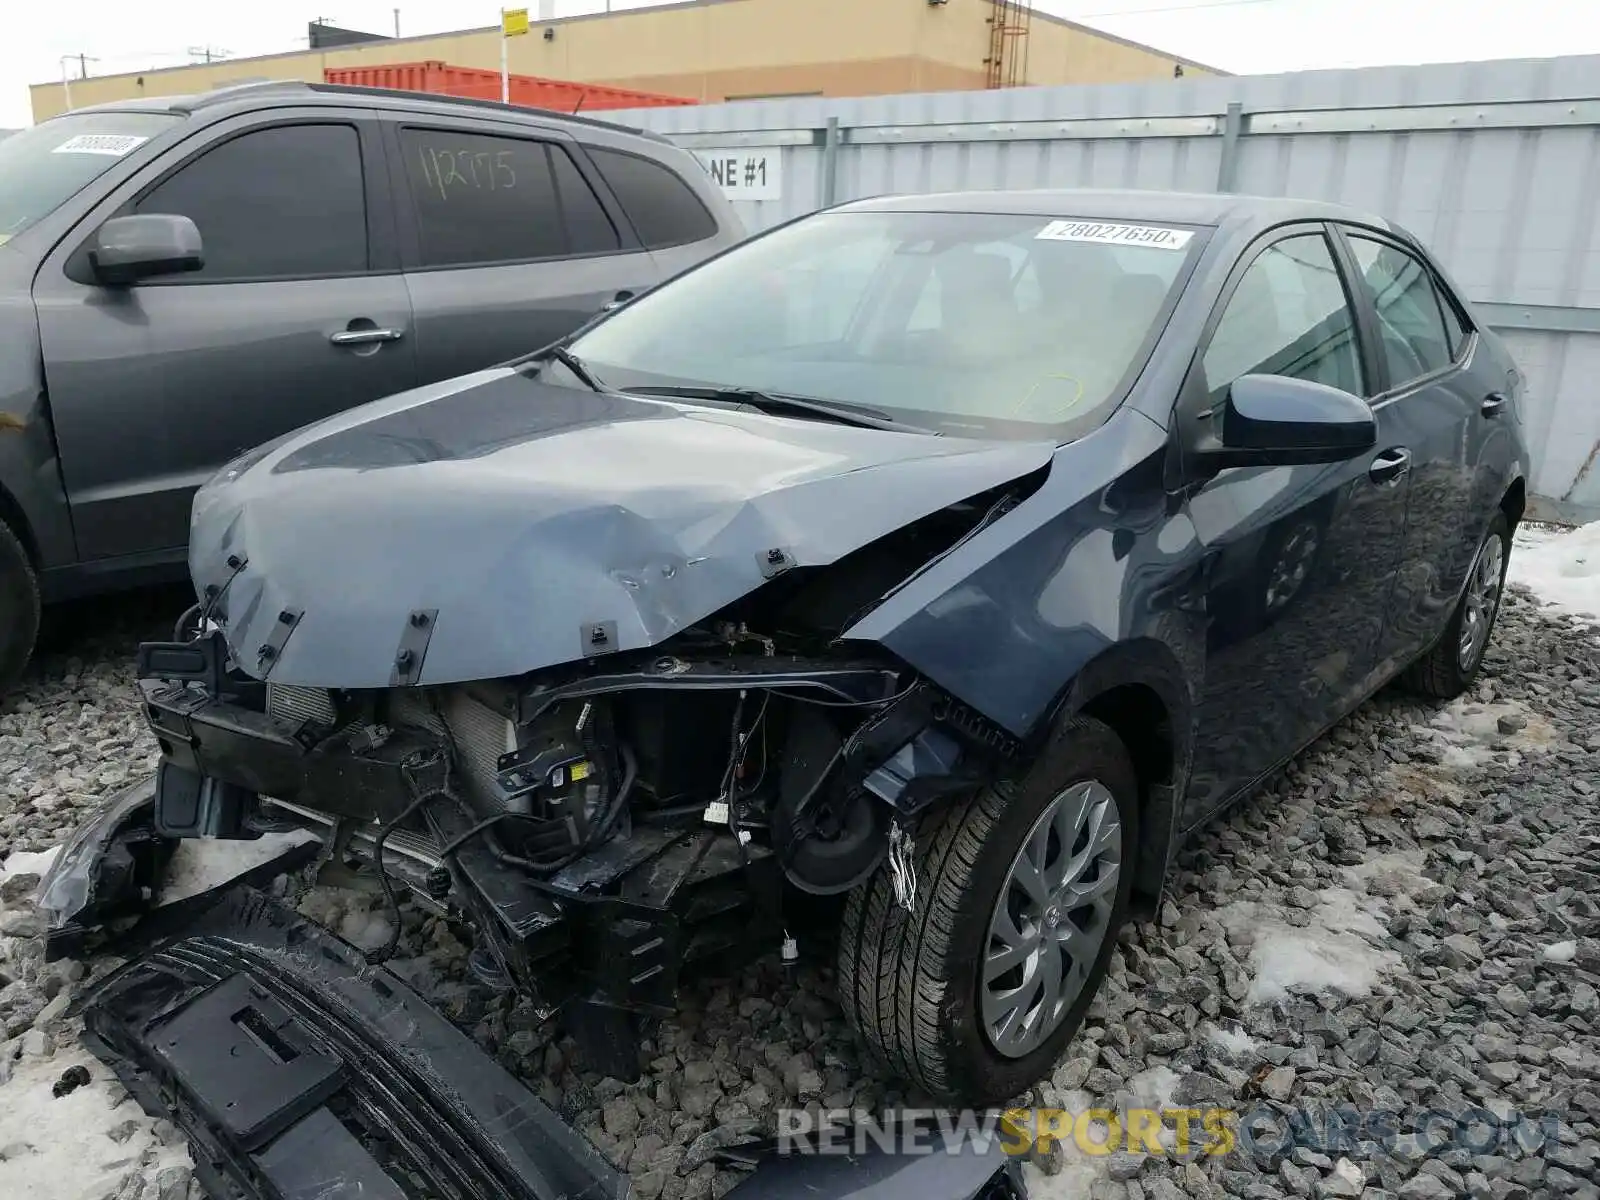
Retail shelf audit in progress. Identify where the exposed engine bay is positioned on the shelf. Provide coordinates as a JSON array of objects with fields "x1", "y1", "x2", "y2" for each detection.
[{"x1": 127, "y1": 478, "x2": 1039, "y2": 1073}]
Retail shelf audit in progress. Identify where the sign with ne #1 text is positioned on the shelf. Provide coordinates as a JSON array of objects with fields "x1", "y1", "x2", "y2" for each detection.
[{"x1": 695, "y1": 150, "x2": 783, "y2": 201}]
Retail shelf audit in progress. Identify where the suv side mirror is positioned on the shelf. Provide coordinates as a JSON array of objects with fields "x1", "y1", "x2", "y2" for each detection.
[
  {"x1": 89, "y1": 214, "x2": 203, "y2": 286},
  {"x1": 1200, "y1": 373, "x2": 1376, "y2": 468}
]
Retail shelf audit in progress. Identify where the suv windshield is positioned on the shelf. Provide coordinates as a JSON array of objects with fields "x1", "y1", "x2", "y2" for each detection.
[
  {"x1": 0, "y1": 112, "x2": 179, "y2": 244},
  {"x1": 566, "y1": 209, "x2": 1199, "y2": 439}
]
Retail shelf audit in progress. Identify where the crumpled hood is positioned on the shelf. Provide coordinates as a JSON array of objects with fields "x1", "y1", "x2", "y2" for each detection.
[{"x1": 191, "y1": 368, "x2": 1055, "y2": 688}]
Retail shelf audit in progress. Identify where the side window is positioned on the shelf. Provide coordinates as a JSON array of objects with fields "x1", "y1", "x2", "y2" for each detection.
[
  {"x1": 586, "y1": 147, "x2": 718, "y2": 249},
  {"x1": 135, "y1": 123, "x2": 367, "y2": 279},
  {"x1": 1346, "y1": 235, "x2": 1454, "y2": 389},
  {"x1": 1203, "y1": 233, "x2": 1365, "y2": 399},
  {"x1": 398, "y1": 128, "x2": 618, "y2": 268}
]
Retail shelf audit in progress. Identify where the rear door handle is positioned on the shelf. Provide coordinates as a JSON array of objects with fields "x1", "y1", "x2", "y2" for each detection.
[
  {"x1": 1369, "y1": 447, "x2": 1411, "y2": 486},
  {"x1": 330, "y1": 328, "x2": 405, "y2": 346},
  {"x1": 1481, "y1": 391, "x2": 1507, "y2": 417},
  {"x1": 602, "y1": 288, "x2": 645, "y2": 312}
]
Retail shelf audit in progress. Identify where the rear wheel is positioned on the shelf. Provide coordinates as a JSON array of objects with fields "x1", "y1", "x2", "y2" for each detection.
[
  {"x1": 836, "y1": 715, "x2": 1137, "y2": 1105},
  {"x1": 1401, "y1": 512, "x2": 1511, "y2": 700},
  {"x1": 0, "y1": 520, "x2": 39, "y2": 695}
]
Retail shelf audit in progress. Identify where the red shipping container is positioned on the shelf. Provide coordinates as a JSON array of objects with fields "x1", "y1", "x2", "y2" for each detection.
[{"x1": 323, "y1": 60, "x2": 696, "y2": 112}]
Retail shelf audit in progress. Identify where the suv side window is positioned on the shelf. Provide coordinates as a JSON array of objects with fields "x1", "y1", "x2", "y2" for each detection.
[
  {"x1": 1346, "y1": 234, "x2": 1454, "y2": 390},
  {"x1": 398, "y1": 128, "x2": 619, "y2": 268},
  {"x1": 135, "y1": 123, "x2": 367, "y2": 279},
  {"x1": 1203, "y1": 232, "x2": 1365, "y2": 400},
  {"x1": 586, "y1": 147, "x2": 717, "y2": 249}
]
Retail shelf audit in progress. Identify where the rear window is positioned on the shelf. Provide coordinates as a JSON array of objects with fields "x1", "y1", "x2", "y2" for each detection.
[
  {"x1": 0, "y1": 112, "x2": 178, "y2": 244},
  {"x1": 587, "y1": 147, "x2": 717, "y2": 249}
]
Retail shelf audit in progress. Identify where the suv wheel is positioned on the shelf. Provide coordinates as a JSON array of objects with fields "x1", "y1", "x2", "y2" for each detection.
[
  {"x1": 1402, "y1": 512, "x2": 1511, "y2": 700},
  {"x1": 0, "y1": 520, "x2": 40, "y2": 695},
  {"x1": 836, "y1": 715, "x2": 1138, "y2": 1105}
]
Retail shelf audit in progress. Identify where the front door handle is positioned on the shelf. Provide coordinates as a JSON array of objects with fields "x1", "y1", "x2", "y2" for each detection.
[
  {"x1": 1369, "y1": 447, "x2": 1411, "y2": 486},
  {"x1": 1481, "y1": 391, "x2": 1507, "y2": 417},
  {"x1": 330, "y1": 327, "x2": 405, "y2": 346},
  {"x1": 601, "y1": 288, "x2": 644, "y2": 313}
]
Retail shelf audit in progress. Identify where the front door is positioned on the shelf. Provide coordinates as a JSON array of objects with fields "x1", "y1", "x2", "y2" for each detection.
[
  {"x1": 1180, "y1": 227, "x2": 1411, "y2": 823},
  {"x1": 384, "y1": 119, "x2": 661, "y2": 382},
  {"x1": 34, "y1": 114, "x2": 417, "y2": 561}
]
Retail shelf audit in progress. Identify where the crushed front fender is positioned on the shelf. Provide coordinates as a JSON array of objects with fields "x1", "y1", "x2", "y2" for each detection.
[{"x1": 77, "y1": 886, "x2": 627, "y2": 1200}]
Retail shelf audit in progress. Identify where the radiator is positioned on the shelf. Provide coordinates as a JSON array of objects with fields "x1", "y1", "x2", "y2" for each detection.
[
  {"x1": 265, "y1": 684, "x2": 336, "y2": 728},
  {"x1": 388, "y1": 688, "x2": 518, "y2": 812}
]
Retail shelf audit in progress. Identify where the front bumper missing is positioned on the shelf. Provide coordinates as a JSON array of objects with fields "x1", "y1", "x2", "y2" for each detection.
[
  {"x1": 136, "y1": 679, "x2": 783, "y2": 1028},
  {"x1": 78, "y1": 886, "x2": 627, "y2": 1200}
]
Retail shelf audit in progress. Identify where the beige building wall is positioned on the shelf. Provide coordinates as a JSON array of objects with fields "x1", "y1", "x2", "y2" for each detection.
[{"x1": 30, "y1": 0, "x2": 1220, "y2": 123}]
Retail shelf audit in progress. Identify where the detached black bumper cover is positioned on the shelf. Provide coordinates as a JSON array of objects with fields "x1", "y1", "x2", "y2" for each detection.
[{"x1": 78, "y1": 886, "x2": 625, "y2": 1200}]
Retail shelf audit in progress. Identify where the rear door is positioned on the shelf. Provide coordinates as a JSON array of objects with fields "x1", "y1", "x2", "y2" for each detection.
[
  {"x1": 1179, "y1": 226, "x2": 1410, "y2": 823},
  {"x1": 384, "y1": 116, "x2": 660, "y2": 381},
  {"x1": 33, "y1": 110, "x2": 416, "y2": 560},
  {"x1": 1331, "y1": 225, "x2": 1487, "y2": 669}
]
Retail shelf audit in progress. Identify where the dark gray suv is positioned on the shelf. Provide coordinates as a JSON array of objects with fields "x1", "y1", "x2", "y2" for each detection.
[{"x1": 0, "y1": 81, "x2": 742, "y2": 689}]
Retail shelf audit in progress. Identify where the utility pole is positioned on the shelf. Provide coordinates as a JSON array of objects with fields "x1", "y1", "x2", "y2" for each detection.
[
  {"x1": 186, "y1": 46, "x2": 231, "y2": 63},
  {"x1": 60, "y1": 53, "x2": 99, "y2": 109},
  {"x1": 393, "y1": 8, "x2": 401, "y2": 37}
]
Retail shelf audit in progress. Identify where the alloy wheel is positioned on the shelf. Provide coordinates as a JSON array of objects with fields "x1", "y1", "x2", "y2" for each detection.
[
  {"x1": 981, "y1": 780, "x2": 1122, "y2": 1059},
  {"x1": 1458, "y1": 530, "x2": 1505, "y2": 671}
]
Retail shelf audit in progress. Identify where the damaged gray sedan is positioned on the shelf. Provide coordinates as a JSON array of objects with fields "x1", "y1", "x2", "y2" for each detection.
[{"x1": 63, "y1": 188, "x2": 1525, "y2": 1139}]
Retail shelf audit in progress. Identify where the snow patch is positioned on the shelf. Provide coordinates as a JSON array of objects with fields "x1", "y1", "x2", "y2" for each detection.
[
  {"x1": 296, "y1": 885, "x2": 395, "y2": 953},
  {"x1": 1510, "y1": 521, "x2": 1600, "y2": 622},
  {"x1": 1543, "y1": 940, "x2": 1577, "y2": 963},
  {"x1": 0, "y1": 1042, "x2": 191, "y2": 1194},
  {"x1": 1206, "y1": 1023, "x2": 1260, "y2": 1058},
  {"x1": 157, "y1": 830, "x2": 319, "y2": 906},
  {"x1": 0, "y1": 845, "x2": 61, "y2": 886},
  {"x1": 1216, "y1": 882, "x2": 1404, "y2": 1006},
  {"x1": 1416, "y1": 697, "x2": 1558, "y2": 762}
]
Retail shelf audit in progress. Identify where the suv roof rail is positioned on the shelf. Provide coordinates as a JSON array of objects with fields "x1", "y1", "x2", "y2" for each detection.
[
  {"x1": 165, "y1": 77, "x2": 669, "y2": 143},
  {"x1": 168, "y1": 79, "x2": 315, "y2": 112},
  {"x1": 306, "y1": 81, "x2": 669, "y2": 141}
]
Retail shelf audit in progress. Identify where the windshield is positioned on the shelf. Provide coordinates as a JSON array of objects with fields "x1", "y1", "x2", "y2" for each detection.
[
  {"x1": 0, "y1": 112, "x2": 179, "y2": 245},
  {"x1": 566, "y1": 209, "x2": 1200, "y2": 439}
]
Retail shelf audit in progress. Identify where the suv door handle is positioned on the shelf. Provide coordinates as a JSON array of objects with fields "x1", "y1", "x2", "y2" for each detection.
[
  {"x1": 1481, "y1": 391, "x2": 1507, "y2": 417},
  {"x1": 330, "y1": 327, "x2": 405, "y2": 346},
  {"x1": 1369, "y1": 448, "x2": 1411, "y2": 486},
  {"x1": 602, "y1": 288, "x2": 643, "y2": 312}
]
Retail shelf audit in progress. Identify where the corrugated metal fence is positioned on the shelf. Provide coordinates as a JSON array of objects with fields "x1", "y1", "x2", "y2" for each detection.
[{"x1": 610, "y1": 55, "x2": 1600, "y2": 522}]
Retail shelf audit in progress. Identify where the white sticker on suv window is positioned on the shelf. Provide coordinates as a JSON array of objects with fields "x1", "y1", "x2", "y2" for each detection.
[
  {"x1": 1035, "y1": 220, "x2": 1193, "y2": 250},
  {"x1": 51, "y1": 134, "x2": 150, "y2": 157}
]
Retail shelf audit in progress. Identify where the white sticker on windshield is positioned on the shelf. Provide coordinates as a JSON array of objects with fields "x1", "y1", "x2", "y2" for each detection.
[
  {"x1": 51, "y1": 134, "x2": 150, "y2": 157},
  {"x1": 1035, "y1": 220, "x2": 1193, "y2": 250}
]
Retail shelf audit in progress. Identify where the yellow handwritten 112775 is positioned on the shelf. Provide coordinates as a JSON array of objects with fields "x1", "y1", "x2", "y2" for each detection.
[{"x1": 417, "y1": 147, "x2": 518, "y2": 201}]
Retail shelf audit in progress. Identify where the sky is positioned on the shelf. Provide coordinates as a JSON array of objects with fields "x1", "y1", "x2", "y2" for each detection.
[{"x1": 4, "y1": 0, "x2": 1599, "y2": 129}]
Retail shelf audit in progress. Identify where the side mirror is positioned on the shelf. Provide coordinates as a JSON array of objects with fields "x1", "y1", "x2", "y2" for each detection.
[
  {"x1": 89, "y1": 214, "x2": 203, "y2": 286},
  {"x1": 1201, "y1": 374, "x2": 1376, "y2": 468}
]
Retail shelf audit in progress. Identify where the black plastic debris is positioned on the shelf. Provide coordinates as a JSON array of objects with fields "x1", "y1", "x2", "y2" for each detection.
[{"x1": 78, "y1": 886, "x2": 626, "y2": 1200}]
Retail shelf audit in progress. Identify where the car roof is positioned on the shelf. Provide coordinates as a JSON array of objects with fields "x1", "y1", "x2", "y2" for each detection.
[
  {"x1": 68, "y1": 80, "x2": 669, "y2": 143},
  {"x1": 838, "y1": 188, "x2": 1399, "y2": 238}
]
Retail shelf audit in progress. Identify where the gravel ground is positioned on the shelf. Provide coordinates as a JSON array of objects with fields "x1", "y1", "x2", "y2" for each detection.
[{"x1": 1, "y1": 579, "x2": 1597, "y2": 1200}]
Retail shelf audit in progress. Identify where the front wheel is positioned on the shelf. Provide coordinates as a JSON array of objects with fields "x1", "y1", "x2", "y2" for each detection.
[
  {"x1": 835, "y1": 715, "x2": 1138, "y2": 1105},
  {"x1": 1401, "y1": 512, "x2": 1511, "y2": 700}
]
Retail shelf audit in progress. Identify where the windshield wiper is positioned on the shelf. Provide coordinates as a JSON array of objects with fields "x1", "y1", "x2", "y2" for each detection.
[
  {"x1": 626, "y1": 385, "x2": 937, "y2": 435},
  {"x1": 522, "y1": 345, "x2": 604, "y2": 392}
]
